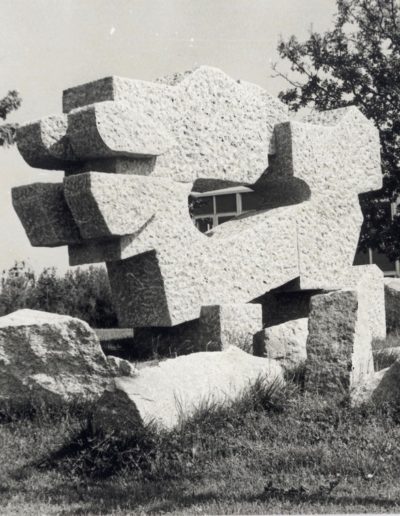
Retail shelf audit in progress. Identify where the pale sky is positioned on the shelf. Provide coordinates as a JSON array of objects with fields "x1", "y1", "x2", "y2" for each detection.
[{"x1": 0, "y1": 0, "x2": 337, "y2": 274}]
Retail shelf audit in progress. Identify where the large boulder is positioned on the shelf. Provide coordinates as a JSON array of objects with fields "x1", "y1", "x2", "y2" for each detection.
[
  {"x1": 253, "y1": 318, "x2": 308, "y2": 369},
  {"x1": 0, "y1": 309, "x2": 112, "y2": 408},
  {"x1": 92, "y1": 346, "x2": 283, "y2": 433}
]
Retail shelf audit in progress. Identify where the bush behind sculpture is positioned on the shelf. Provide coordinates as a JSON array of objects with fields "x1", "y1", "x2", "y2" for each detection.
[{"x1": 0, "y1": 262, "x2": 117, "y2": 328}]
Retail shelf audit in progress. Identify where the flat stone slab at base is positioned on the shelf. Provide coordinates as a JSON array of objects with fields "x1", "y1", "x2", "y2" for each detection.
[
  {"x1": 0, "y1": 309, "x2": 112, "y2": 408},
  {"x1": 92, "y1": 346, "x2": 283, "y2": 432},
  {"x1": 253, "y1": 318, "x2": 308, "y2": 370}
]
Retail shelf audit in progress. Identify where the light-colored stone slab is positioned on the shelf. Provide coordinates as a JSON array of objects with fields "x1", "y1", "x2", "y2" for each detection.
[
  {"x1": 342, "y1": 265, "x2": 386, "y2": 340},
  {"x1": 253, "y1": 318, "x2": 308, "y2": 369},
  {"x1": 92, "y1": 346, "x2": 283, "y2": 431},
  {"x1": 61, "y1": 67, "x2": 289, "y2": 184},
  {"x1": 67, "y1": 101, "x2": 174, "y2": 159},
  {"x1": 0, "y1": 309, "x2": 112, "y2": 407}
]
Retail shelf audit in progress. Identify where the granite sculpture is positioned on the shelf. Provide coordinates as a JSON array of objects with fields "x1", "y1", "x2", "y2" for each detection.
[
  {"x1": 12, "y1": 66, "x2": 383, "y2": 330},
  {"x1": 11, "y1": 66, "x2": 387, "y2": 405}
]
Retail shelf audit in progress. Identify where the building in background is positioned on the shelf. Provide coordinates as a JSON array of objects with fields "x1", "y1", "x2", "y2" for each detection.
[{"x1": 190, "y1": 188, "x2": 400, "y2": 277}]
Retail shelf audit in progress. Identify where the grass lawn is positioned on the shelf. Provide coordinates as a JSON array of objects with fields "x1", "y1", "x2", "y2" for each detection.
[{"x1": 1, "y1": 339, "x2": 400, "y2": 514}]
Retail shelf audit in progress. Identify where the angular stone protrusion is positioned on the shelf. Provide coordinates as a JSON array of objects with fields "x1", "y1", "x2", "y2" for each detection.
[
  {"x1": 67, "y1": 101, "x2": 174, "y2": 159},
  {"x1": 384, "y1": 278, "x2": 400, "y2": 333},
  {"x1": 272, "y1": 108, "x2": 382, "y2": 290},
  {"x1": 63, "y1": 172, "x2": 175, "y2": 240},
  {"x1": 12, "y1": 183, "x2": 82, "y2": 247},
  {"x1": 253, "y1": 318, "x2": 308, "y2": 369},
  {"x1": 93, "y1": 346, "x2": 283, "y2": 431},
  {"x1": 106, "y1": 205, "x2": 300, "y2": 326},
  {"x1": 199, "y1": 304, "x2": 262, "y2": 353},
  {"x1": 62, "y1": 67, "x2": 289, "y2": 183},
  {"x1": 17, "y1": 115, "x2": 75, "y2": 170},
  {"x1": 0, "y1": 310, "x2": 112, "y2": 408},
  {"x1": 62, "y1": 76, "x2": 167, "y2": 113},
  {"x1": 305, "y1": 290, "x2": 374, "y2": 401}
]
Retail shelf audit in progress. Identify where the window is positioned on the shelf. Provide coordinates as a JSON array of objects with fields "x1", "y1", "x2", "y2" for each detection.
[{"x1": 190, "y1": 186, "x2": 260, "y2": 233}]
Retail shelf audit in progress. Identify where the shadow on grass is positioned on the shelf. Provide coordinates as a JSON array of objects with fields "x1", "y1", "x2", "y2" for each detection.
[{"x1": 14, "y1": 479, "x2": 399, "y2": 515}]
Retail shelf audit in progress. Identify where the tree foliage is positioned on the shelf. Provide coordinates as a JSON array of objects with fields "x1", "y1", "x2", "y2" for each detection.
[
  {"x1": 0, "y1": 90, "x2": 21, "y2": 146},
  {"x1": 274, "y1": 0, "x2": 400, "y2": 258},
  {"x1": 0, "y1": 262, "x2": 118, "y2": 328}
]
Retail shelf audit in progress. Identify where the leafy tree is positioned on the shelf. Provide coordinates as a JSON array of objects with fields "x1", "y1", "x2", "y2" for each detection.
[
  {"x1": 273, "y1": 0, "x2": 400, "y2": 259},
  {"x1": 0, "y1": 261, "x2": 35, "y2": 315},
  {"x1": 0, "y1": 263, "x2": 118, "y2": 328},
  {"x1": 0, "y1": 90, "x2": 21, "y2": 146}
]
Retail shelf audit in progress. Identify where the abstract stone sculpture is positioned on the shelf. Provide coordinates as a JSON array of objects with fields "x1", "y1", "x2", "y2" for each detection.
[{"x1": 12, "y1": 67, "x2": 383, "y2": 336}]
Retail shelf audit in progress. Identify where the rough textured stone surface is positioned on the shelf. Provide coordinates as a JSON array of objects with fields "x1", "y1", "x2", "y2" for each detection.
[
  {"x1": 199, "y1": 304, "x2": 262, "y2": 353},
  {"x1": 64, "y1": 173, "x2": 178, "y2": 240},
  {"x1": 305, "y1": 290, "x2": 374, "y2": 400},
  {"x1": 95, "y1": 346, "x2": 283, "y2": 430},
  {"x1": 106, "y1": 205, "x2": 299, "y2": 326},
  {"x1": 61, "y1": 67, "x2": 288, "y2": 183},
  {"x1": 13, "y1": 67, "x2": 382, "y2": 329},
  {"x1": 272, "y1": 109, "x2": 382, "y2": 291},
  {"x1": 253, "y1": 318, "x2": 308, "y2": 369},
  {"x1": 12, "y1": 183, "x2": 82, "y2": 247},
  {"x1": 16, "y1": 115, "x2": 73, "y2": 170},
  {"x1": 0, "y1": 310, "x2": 112, "y2": 407},
  {"x1": 106, "y1": 356, "x2": 137, "y2": 377},
  {"x1": 67, "y1": 101, "x2": 174, "y2": 159},
  {"x1": 342, "y1": 265, "x2": 386, "y2": 340},
  {"x1": 384, "y1": 278, "x2": 400, "y2": 333}
]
